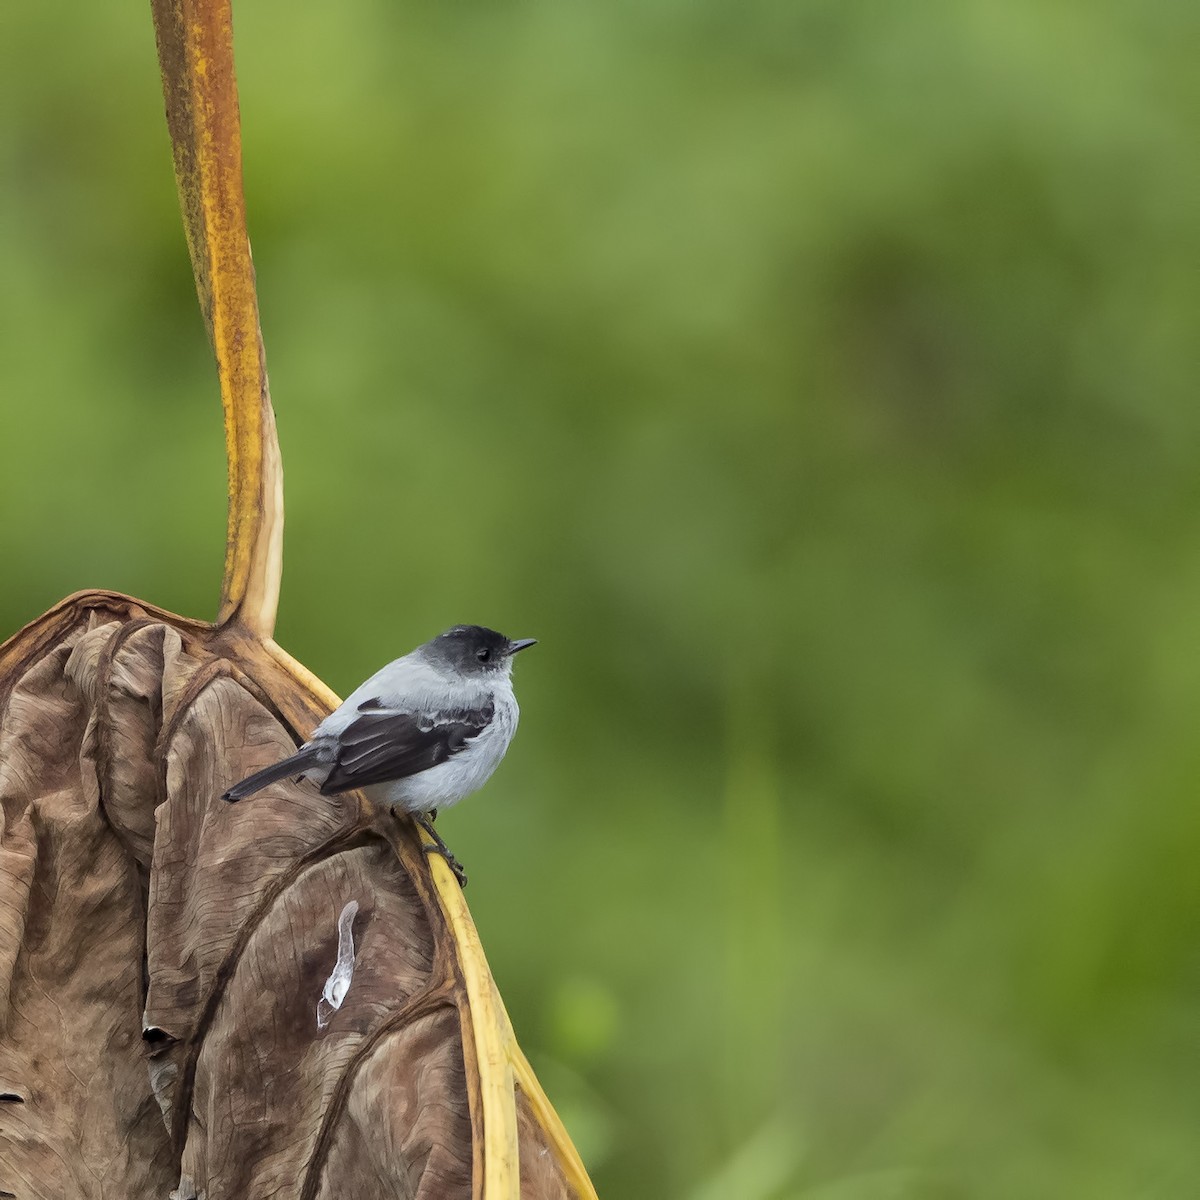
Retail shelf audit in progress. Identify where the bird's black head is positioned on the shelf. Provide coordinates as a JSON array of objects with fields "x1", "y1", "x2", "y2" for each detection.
[{"x1": 427, "y1": 625, "x2": 537, "y2": 675}]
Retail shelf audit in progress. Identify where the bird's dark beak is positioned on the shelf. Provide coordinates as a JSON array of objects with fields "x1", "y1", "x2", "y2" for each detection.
[{"x1": 507, "y1": 638, "x2": 537, "y2": 655}]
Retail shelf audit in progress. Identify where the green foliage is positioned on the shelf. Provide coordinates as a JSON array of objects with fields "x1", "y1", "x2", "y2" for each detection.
[{"x1": 1, "y1": 1, "x2": 1197, "y2": 1195}]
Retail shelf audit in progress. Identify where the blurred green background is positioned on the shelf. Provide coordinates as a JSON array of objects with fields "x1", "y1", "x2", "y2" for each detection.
[{"x1": 2, "y1": 1, "x2": 1197, "y2": 1196}]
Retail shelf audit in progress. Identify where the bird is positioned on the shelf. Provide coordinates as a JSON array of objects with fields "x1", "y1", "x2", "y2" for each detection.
[{"x1": 222, "y1": 624, "x2": 536, "y2": 885}]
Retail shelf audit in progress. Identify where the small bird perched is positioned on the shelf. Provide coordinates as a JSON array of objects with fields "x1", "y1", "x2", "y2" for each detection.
[{"x1": 222, "y1": 625, "x2": 536, "y2": 885}]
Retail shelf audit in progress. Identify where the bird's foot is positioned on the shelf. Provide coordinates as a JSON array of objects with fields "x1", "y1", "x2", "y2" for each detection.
[
  {"x1": 410, "y1": 811, "x2": 468, "y2": 888},
  {"x1": 422, "y1": 842, "x2": 468, "y2": 888}
]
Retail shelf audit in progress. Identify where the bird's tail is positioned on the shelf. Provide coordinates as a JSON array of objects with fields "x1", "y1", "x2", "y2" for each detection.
[{"x1": 223, "y1": 747, "x2": 320, "y2": 802}]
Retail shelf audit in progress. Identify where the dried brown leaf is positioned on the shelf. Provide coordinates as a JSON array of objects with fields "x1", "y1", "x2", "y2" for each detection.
[{"x1": 0, "y1": 595, "x2": 587, "y2": 1198}]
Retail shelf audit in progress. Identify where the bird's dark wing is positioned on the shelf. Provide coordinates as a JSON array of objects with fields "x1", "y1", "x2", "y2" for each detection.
[{"x1": 318, "y1": 699, "x2": 494, "y2": 794}]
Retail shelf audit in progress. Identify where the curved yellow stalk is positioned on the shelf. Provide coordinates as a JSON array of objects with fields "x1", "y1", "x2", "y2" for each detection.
[{"x1": 151, "y1": 0, "x2": 282, "y2": 637}]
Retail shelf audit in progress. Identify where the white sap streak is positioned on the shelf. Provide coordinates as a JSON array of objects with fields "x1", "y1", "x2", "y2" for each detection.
[{"x1": 316, "y1": 900, "x2": 359, "y2": 1031}]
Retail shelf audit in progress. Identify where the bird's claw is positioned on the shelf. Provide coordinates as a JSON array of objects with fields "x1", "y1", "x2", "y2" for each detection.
[
  {"x1": 407, "y1": 810, "x2": 468, "y2": 888},
  {"x1": 422, "y1": 842, "x2": 468, "y2": 888}
]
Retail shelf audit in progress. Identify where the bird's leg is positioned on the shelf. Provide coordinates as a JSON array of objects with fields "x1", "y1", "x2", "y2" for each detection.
[{"x1": 413, "y1": 811, "x2": 467, "y2": 888}]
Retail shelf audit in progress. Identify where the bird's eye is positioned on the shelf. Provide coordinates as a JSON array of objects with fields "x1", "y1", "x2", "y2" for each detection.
[{"x1": 476, "y1": 648, "x2": 490, "y2": 663}]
